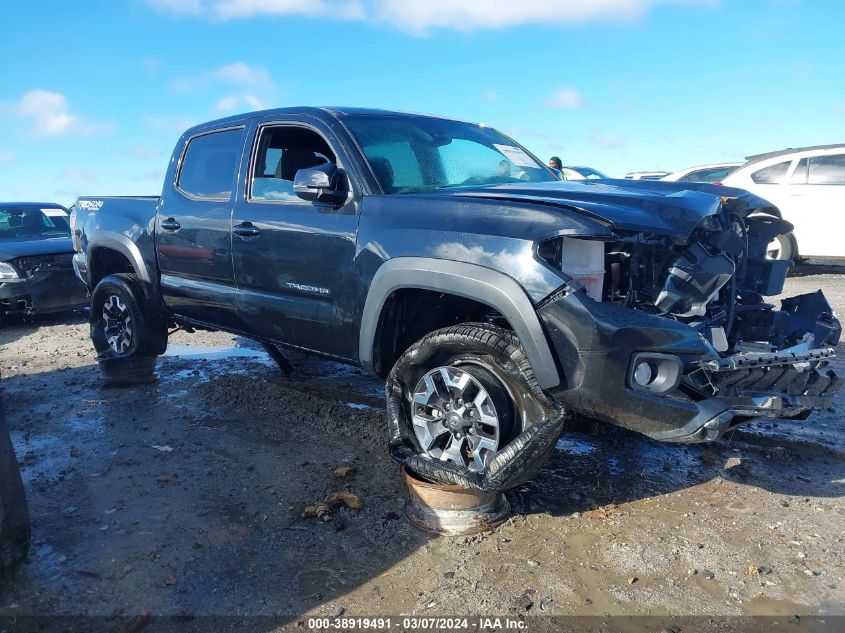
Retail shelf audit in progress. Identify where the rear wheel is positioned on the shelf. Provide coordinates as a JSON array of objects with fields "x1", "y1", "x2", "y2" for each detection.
[
  {"x1": 387, "y1": 323, "x2": 563, "y2": 491},
  {"x1": 90, "y1": 274, "x2": 167, "y2": 384}
]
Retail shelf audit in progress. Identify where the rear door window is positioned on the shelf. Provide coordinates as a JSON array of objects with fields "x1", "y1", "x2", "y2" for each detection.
[
  {"x1": 790, "y1": 158, "x2": 809, "y2": 184},
  {"x1": 751, "y1": 160, "x2": 791, "y2": 184},
  {"x1": 177, "y1": 128, "x2": 245, "y2": 200},
  {"x1": 808, "y1": 154, "x2": 845, "y2": 185}
]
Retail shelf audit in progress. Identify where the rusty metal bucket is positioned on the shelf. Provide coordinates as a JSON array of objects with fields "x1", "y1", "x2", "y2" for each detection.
[{"x1": 401, "y1": 466, "x2": 511, "y2": 536}]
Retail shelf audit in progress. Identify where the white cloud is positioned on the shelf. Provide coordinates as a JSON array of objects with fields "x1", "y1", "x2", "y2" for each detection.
[
  {"x1": 147, "y1": 0, "x2": 716, "y2": 32},
  {"x1": 148, "y1": 0, "x2": 365, "y2": 19},
  {"x1": 16, "y1": 90, "x2": 80, "y2": 137},
  {"x1": 591, "y1": 129, "x2": 626, "y2": 149},
  {"x1": 0, "y1": 150, "x2": 12, "y2": 163},
  {"x1": 212, "y1": 62, "x2": 272, "y2": 89},
  {"x1": 214, "y1": 93, "x2": 266, "y2": 114},
  {"x1": 60, "y1": 169, "x2": 96, "y2": 184},
  {"x1": 483, "y1": 89, "x2": 500, "y2": 103},
  {"x1": 546, "y1": 88, "x2": 585, "y2": 110},
  {"x1": 544, "y1": 87, "x2": 585, "y2": 110},
  {"x1": 375, "y1": 0, "x2": 709, "y2": 33},
  {"x1": 211, "y1": 0, "x2": 366, "y2": 20},
  {"x1": 172, "y1": 61, "x2": 274, "y2": 93},
  {"x1": 141, "y1": 56, "x2": 164, "y2": 74}
]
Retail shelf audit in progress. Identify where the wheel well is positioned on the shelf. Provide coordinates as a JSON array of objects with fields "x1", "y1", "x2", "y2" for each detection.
[
  {"x1": 371, "y1": 289, "x2": 507, "y2": 377},
  {"x1": 88, "y1": 248, "x2": 135, "y2": 288}
]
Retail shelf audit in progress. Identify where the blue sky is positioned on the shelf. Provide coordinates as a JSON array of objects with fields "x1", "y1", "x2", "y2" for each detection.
[{"x1": 1, "y1": 0, "x2": 843, "y2": 204}]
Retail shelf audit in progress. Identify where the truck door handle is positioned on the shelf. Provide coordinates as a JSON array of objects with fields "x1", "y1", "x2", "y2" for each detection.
[
  {"x1": 160, "y1": 218, "x2": 181, "y2": 231},
  {"x1": 233, "y1": 222, "x2": 261, "y2": 238}
]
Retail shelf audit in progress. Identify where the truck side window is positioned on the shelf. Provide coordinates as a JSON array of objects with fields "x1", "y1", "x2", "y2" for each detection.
[
  {"x1": 177, "y1": 127, "x2": 245, "y2": 200},
  {"x1": 250, "y1": 126, "x2": 336, "y2": 202}
]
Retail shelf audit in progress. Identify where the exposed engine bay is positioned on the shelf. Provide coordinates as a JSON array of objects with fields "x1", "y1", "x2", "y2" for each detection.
[{"x1": 538, "y1": 197, "x2": 842, "y2": 434}]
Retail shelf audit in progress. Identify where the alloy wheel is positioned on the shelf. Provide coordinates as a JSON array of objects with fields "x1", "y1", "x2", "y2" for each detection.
[
  {"x1": 102, "y1": 295, "x2": 133, "y2": 354},
  {"x1": 411, "y1": 366, "x2": 502, "y2": 472}
]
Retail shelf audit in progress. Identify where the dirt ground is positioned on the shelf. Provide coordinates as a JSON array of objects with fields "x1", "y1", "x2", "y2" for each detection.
[{"x1": 0, "y1": 264, "x2": 844, "y2": 629}]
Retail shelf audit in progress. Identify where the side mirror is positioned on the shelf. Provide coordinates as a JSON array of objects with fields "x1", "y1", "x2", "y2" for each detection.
[{"x1": 294, "y1": 164, "x2": 347, "y2": 206}]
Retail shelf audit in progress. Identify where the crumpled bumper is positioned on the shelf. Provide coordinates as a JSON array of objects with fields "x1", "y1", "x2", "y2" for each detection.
[
  {"x1": 0, "y1": 269, "x2": 88, "y2": 316},
  {"x1": 538, "y1": 289, "x2": 842, "y2": 443}
]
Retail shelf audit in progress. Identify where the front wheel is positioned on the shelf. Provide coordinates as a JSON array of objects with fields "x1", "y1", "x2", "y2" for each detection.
[
  {"x1": 386, "y1": 324, "x2": 564, "y2": 491},
  {"x1": 90, "y1": 274, "x2": 167, "y2": 384},
  {"x1": 767, "y1": 231, "x2": 797, "y2": 261}
]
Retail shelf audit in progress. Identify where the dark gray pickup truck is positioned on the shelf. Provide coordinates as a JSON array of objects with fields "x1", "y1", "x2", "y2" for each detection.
[{"x1": 71, "y1": 107, "x2": 841, "y2": 490}]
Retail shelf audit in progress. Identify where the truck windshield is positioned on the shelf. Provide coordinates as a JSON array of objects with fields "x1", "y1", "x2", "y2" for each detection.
[
  {"x1": 343, "y1": 115, "x2": 558, "y2": 194},
  {"x1": 0, "y1": 207, "x2": 70, "y2": 240}
]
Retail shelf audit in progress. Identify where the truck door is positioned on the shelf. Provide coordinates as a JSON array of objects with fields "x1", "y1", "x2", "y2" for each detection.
[
  {"x1": 231, "y1": 120, "x2": 360, "y2": 359},
  {"x1": 157, "y1": 126, "x2": 245, "y2": 329}
]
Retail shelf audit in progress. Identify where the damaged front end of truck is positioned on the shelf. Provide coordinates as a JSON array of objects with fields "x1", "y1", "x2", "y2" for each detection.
[
  {"x1": 537, "y1": 183, "x2": 842, "y2": 442},
  {"x1": 386, "y1": 180, "x2": 841, "y2": 492}
]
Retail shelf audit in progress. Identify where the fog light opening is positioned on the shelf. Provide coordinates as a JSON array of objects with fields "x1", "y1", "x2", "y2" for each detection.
[{"x1": 629, "y1": 353, "x2": 683, "y2": 394}]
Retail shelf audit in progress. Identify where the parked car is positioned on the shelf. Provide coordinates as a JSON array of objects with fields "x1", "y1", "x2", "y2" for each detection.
[
  {"x1": 562, "y1": 166, "x2": 609, "y2": 180},
  {"x1": 622, "y1": 171, "x2": 671, "y2": 180},
  {"x1": 0, "y1": 388, "x2": 30, "y2": 579},
  {"x1": 70, "y1": 107, "x2": 840, "y2": 491},
  {"x1": 661, "y1": 162, "x2": 743, "y2": 184},
  {"x1": 0, "y1": 203, "x2": 88, "y2": 317},
  {"x1": 721, "y1": 145, "x2": 845, "y2": 259}
]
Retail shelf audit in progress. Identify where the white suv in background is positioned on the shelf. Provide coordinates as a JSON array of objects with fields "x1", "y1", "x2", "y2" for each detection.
[{"x1": 722, "y1": 145, "x2": 845, "y2": 259}]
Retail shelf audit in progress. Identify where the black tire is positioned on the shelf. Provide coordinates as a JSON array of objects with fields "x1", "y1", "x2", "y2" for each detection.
[
  {"x1": 0, "y1": 395, "x2": 30, "y2": 579},
  {"x1": 90, "y1": 274, "x2": 167, "y2": 385},
  {"x1": 768, "y1": 232, "x2": 797, "y2": 262},
  {"x1": 386, "y1": 323, "x2": 564, "y2": 492}
]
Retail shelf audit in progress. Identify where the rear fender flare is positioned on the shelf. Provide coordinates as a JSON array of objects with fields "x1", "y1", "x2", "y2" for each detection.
[
  {"x1": 87, "y1": 232, "x2": 152, "y2": 284},
  {"x1": 359, "y1": 257, "x2": 561, "y2": 389}
]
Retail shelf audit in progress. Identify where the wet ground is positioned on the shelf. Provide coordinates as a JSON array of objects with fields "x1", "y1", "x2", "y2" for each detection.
[{"x1": 0, "y1": 265, "x2": 844, "y2": 626}]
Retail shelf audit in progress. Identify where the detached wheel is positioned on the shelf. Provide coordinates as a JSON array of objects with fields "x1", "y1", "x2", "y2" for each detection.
[
  {"x1": 767, "y1": 232, "x2": 797, "y2": 261},
  {"x1": 387, "y1": 323, "x2": 562, "y2": 491},
  {"x1": 90, "y1": 273, "x2": 167, "y2": 384},
  {"x1": 0, "y1": 397, "x2": 30, "y2": 579}
]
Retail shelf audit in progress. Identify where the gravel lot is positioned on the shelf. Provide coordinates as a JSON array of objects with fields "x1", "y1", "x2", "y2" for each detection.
[{"x1": 0, "y1": 264, "x2": 843, "y2": 626}]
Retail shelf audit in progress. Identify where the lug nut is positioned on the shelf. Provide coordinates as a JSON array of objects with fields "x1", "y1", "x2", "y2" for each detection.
[
  {"x1": 469, "y1": 410, "x2": 475, "y2": 418},
  {"x1": 457, "y1": 398, "x2": 464, "y2": 406}
]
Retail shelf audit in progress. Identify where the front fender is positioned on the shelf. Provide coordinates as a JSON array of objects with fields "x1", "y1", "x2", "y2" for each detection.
[{"x1": 359, "y1": 257, "x2": 561, "y2": 389}]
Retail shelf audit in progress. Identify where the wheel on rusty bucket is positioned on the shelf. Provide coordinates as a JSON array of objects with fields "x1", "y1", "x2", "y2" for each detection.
[{"x1": 387, "y1": 323, "x2": 563, "y2": 492}]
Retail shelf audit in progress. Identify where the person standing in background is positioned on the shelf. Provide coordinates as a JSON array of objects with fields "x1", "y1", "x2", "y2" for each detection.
[{"x1": 548, "y1": 156, "x2": 566, "y2": 179}]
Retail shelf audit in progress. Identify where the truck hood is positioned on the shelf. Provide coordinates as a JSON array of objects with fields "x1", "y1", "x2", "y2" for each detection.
[
  {"x1": 0, "y1": 237, "x2": 75, "y2": 262},
  {"x1": 437, "y1": 179, "x2": 777, "y2": 239}
]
